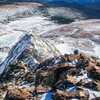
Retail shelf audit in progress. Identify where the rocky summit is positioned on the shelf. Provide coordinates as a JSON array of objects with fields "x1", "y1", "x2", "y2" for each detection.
[
  {"x1": 0, "y1": 1, "x2": 100, "y2": 100},
  {"x1": 0, "y1": 51, "x2": 100, "y2": 100}
]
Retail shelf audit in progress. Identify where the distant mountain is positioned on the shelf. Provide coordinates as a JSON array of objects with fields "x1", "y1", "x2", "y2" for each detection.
[
  {"x1": 63, "y1": 0, "x2": 100, "y2": 4},
  {"x1": 0, "y1": 0, "x2": 100, "y2": 5},
  {"x1": 46, "y1": 1, "x2": 100, "y2": 19},
  {"x1": 0, "y1": 0, "x2": 100, "y2": 19}
]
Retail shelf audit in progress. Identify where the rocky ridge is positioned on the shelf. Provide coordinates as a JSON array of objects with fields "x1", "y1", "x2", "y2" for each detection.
[
  {"x1": 0, "y1": 34, "x2": 60, "y2": 74},
  {"x1": 0, "y1": 51, "x2": 100, "y2": 100}
]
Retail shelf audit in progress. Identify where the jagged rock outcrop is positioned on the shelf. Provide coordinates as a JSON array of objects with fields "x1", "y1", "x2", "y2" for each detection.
[
  {"x1": 0, "y1": 52, "x2": 100, "y2": 100},
  {"x1": 0, "y1": 34, "x2": 60, "y2": 75},
  {"x1": 86, "y1": 63, "x2": 100, "y2": 80}
]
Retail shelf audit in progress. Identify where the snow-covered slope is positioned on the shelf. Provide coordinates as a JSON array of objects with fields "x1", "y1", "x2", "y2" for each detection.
[
  {"x1": 0, "y1": 34, "x2": 61, "y2": 74},
  {"x1": 41, "y1": 19, "x2": 100, "y2": 58},
  {"x1": 0, "y1": 2, "x2": 87, "y2": 24}
]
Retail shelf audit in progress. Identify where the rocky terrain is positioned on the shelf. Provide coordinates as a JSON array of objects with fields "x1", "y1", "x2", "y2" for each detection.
[
  {"x1": 41, "y1": 19, "x2": 100, "y2": 57},
  {"x1": 0, "y1": 51, "x2": 100, "y2": 100},
  {"x1": 0, "y1": 2, "x2": 100, "y2": 100}
]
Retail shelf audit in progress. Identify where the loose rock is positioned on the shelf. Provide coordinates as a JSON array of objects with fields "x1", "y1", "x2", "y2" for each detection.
[{"x1": 52, "y1": 89, "x2": 89, "y2": 100}]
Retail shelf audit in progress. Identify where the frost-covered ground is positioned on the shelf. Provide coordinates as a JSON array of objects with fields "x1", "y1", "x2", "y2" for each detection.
[{"x1": 41, "y1": 19, "x2": 100, "y2": 58}]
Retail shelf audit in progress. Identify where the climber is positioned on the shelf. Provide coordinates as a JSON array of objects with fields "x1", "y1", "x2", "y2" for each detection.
[{"x1": 74, "y1": 49, "x2": 79, "y2": 55}]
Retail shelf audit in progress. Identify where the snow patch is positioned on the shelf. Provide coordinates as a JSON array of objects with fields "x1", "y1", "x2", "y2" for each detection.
[
  {"x1": 94, "y1": 45, "x2": 100, "y2": 58},
  {"x1": 40, "y1": 92, "x2": 54, "y2": 100},
  {"x1": 55, "y1": 43, "x2": 75, "y2": 55}
]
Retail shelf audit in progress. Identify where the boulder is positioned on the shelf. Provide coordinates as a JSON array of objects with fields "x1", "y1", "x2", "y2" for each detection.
[
  {"x1": 35, "y1": 54, "x2": 68, "y2": 70},
  {"x1": 35, "y1": 70, "x2": 52, "y2": 86},
  {"x1": 35, "y1": 62, "x2": 74, "y2": 87},
  {"x1": 6, "y1": 88, "x2": 32, "y2": 99},
  {"x1": 9, "y1": 61, "x2": 31, "y2": 72},
  {"x1": 25, "y1": 72, "x2": 35, "y2": 83},
  {"x1": 0, "y1": 89, "x2": 7, "y2": 100},
  {"x1": 68, "y1": 54, "x2": 80, "y2": 62},
  {"x1": 77, "y1": 78, "x2": 87, "y2": 86},
  {"x1": 95, "y1": 59, "x2": 100, "y2": 67},
  {"x1": 77, "y1": 86, "x2": 84, "y2": 90},
  {"x1": 22, "y1": 85, "x2": 35, "y2": 92},
  {"x1": 66, "y1": 75, "x2": 77, "y2": 85},
  {"x1": 80, "y1": 52, "x2": 90, "y2": 60},
  {"x1": 55, "y1": 80, "x2": 65, "y2": 89},
  {"x1": 66, "y1": 68, "x2": 79, "y2": 76},
  {"x1": 36, "y1": 85, "x2": 52, "y2": 94},
  {"x1": 84, "y1": 81, "x2": 100, "y2": 91},
  {"x1": 1, "y1": 61, "x2": 33, "y2": 82},
  {"x1": 52, "y1": 89, "x2": 89, "y2": 100},
  {"x1": 0, "y1": 81, "x2": 15, "y2": 90},
  {"x1": 91, "y1": 97, "x2": 100, "y2": 100},
  {"x1": 86, "y1": 63, "x2": 100, "y2": 80},
  {"x1": 76, "y1": 58, "x2": 89, "y2": 69}
]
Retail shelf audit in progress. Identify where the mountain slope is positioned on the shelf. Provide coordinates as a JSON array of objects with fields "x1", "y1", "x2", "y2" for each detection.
[
  {"x1": 41, "y1": 19, "x2": 100, "y2": 58},
  {"x1": 0, "y1": 34, "x2": 60, "y2": 74},
  {"x1": 0, "y1": 2, "x2": 87, "y2": 24}
]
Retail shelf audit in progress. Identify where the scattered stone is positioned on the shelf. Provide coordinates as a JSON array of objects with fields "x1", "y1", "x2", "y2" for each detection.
[
  {"x1": 36, "y1": 55, "x2": 68, "y2": 70},
  {"x1": 0, "y1": 81, "x2": 15, "y2": 90},
  {"x1": 90, "y1": 56, "x2": 97, "y2": 64},
  {"x1": 35, "y1": 70, "x2": 54, "y2": 86},
  {"x1": 40, "y1": 71, "x2": 48, "y2": 77}
]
